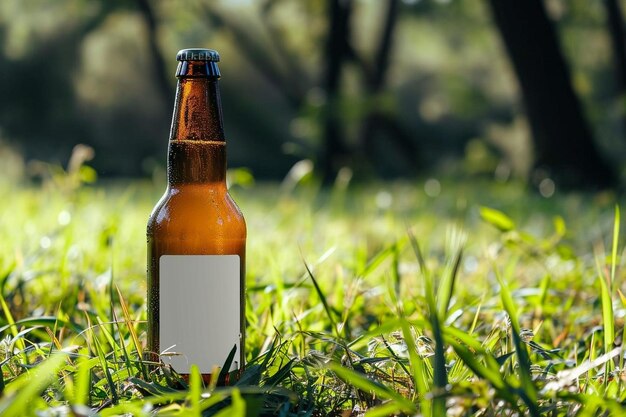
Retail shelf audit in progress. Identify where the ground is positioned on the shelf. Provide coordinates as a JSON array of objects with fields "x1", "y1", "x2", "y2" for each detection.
[{"x1": 0, "y1": 172, "x2": 624, "y2": 416}]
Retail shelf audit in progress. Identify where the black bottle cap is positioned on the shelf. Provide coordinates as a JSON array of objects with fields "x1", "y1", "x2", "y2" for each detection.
[
  {"x1": 176, "y1": 48, "x2": 220, "y2": 62},
  {"x1": 175, "y1": 49, "x2": 221, "y2": 78}
]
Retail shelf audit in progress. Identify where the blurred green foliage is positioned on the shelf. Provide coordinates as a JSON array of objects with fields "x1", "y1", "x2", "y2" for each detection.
[
  {"x1": 0, "y1": 0, "x2": 624, "y2": 181},
  {"x1": 1, "y1": 152, "x2": 625, "y2": 414}
]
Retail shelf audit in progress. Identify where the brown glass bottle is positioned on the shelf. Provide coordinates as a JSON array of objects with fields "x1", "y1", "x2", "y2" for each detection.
[{"x1": 147, "y1": 49, "x2": 246, "y2": 382}]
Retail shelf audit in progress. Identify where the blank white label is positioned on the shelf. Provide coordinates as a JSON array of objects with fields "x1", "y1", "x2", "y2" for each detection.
[{"x1": 159, "y1": 255, "x2": 240, "y2": 373}]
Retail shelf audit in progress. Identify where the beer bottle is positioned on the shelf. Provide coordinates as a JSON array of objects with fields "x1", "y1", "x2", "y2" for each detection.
[{"x1": 147, "y1": 48, "x2": 246, "y2": 381}]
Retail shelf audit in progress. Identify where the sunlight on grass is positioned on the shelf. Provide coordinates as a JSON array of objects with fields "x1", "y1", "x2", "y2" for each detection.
[{"x1": 0, "y1": 171, "x2": 624, "y2": 416}]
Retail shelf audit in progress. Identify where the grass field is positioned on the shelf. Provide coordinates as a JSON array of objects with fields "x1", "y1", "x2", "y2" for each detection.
[{"x1": 0, "y1": 164, "x2": 625, "y2": 416}]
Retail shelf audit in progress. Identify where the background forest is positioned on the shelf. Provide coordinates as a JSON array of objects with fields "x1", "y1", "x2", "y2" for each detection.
[{"x1": 1, "y1": 0, "x2": 625, "y2": 189}]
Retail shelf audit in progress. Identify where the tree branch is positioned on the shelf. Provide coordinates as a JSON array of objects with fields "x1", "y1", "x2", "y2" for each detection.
[
  {"x1": 259, "y1": 1, "x2": 310, "y2": 99},
  {"x1": 200, "y1": 3, "x2": 304, "y2": 108},
  {"x1": 369, "y1": 0, "x2": 399, "y2": 90},
  {"x1": 135, "y1": 0, "x2": 171, "y2": 107}
]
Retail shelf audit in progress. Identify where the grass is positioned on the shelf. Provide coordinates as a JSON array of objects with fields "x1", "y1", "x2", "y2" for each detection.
[{"x1": 0, "y1": 162, "x2": 625, "y2": 416}]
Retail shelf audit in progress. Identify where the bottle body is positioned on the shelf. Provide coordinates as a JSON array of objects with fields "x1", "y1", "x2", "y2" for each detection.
[
  {"x1": 147, "y1": 179, "x2": 246, "y2": 376},
  {"x1": 147, "y1": 50, "x2": 246, "y2": 379}
]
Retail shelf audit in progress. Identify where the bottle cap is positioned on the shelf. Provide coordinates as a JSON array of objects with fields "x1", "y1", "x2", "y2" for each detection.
[{"x1": 176, "y1": 48, "x2": 220, "y2": 62}]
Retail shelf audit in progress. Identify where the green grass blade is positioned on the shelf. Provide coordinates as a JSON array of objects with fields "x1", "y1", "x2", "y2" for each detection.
[
  {"x1": 100, "y1": 403, "x2": 147, "y2": 417},
  {"x1": 468, "y1": 299, "x2": 482, "y2": 335},
  {"x1": 73, "y1": 348, "x2": 92, "y2": 407},
  {"x1": 100, "y1": 389, "x2": 201, "y2": 415},
  {"x1": 446, "y1": 337, "x2": 520, "y2": 408},
  {"x1": 115, "y1": 285, "x2": 148, "y2": 379},
  {"x1": 304, "y1": 261, "x2": 339, "y2": 339},
  {"x1": 96, "y1": 317, "x2": 118, "y2": 352},
  {"x1": 358, "y1": 242, "x2": 404, "y2": 279},
  {"x1": 429, "y1": 316, "x2": 447, "y2": 417},
  {"x1": 0, "y1": 292, "x2": 26, "y2": 360},
  {"x1": 93, "y1": 331, "x2": 119, "y2": 404},
  {"x1": 348, "y1": 318, "x2": 418, "y2": 351},
  {"x1": 601, "y1": 205, "x2": 620, "y2": 371},
  {"x1": 111, "y1": 309, "x2": 135, "y2": 384},
  {"x1": 364, "y1": 400, "x2": 410, "y2": 417},
  {"x1": 426, "y1": 303, "x2": 447, "y2": 416},
  {"x1": 263, "y1": 358, "x2": 296, "y2": 387},
  {"x1": 399, "y1": 318, "x2": 429, "y2": 414},
  {"x1": 189, "y1": 364, "x2": 201, "y2": 415},
  {"x1": 217, "y1": 344, "x2": 237, "y2": 386},
  {"x1": 494, "y1": 267, "x2": 539, "y2": 415},
  {"x1": 437, "y1": 227, "x2": 465, "y2": 319},
  {"x1": 611, "y1": 205, "x2": 619, "y2": 284},
  {"x1": 617, "y1": 289, "x2": 626, "y2": 391},
  {"x1": 453, "y1": 327, "x2": 489, "y2": 353},
  {"x1": 128, "y1": 377, "x2": 179, "y2": 396},
  {"x1": 595, "y1": 251, "x2": 615, "y2": 351},
  {"x1": 392, "y1": 242, "x2": 401, "y2": 301},
  {"x1": 594, "y1": 249, "x2": 615, "y2": 392},
  {"x1": 538, "y1": 273, "x2": 551, "y2": 310},
  {"x1": 407, "y1": 229, "x2": 434, "y2": 308},
  {"x1": 378, "y1": 335, "x2": 412, "y2": 380},
  {"x1": 407, "y1": 229, "x2": 447, "y2": 416},
  {"x1": 0, "y1": 316, "x2": 83, "y2": 334},
  {"x1": 0, "y1": 352, "x2": 68, "y2": 416},
  {"x1": 446, "y1": 337, "x2": 505, "y2": 391},
  {"x1": 480, "y1": 206, "x2": 515, "y2": 232},
  {"x1": 556, "y1": 392, "x2": 626, "y2": 416},
  {"x1": 328, "y1": 362, "x2": 416, "y2": 413},
  {"x1": 212, "y1": 387, "x2": 246, "y2": 417}
]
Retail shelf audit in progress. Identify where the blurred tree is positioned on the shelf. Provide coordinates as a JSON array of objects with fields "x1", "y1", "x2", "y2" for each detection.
[
  {"x1": 355, "y1": 0, "x2": 417, "y2": 179},
  {"x1": 201, "y1": 0, "x2": 419, "y2": 182},
  {"x1": 603, "y1": 0, "x2": 626, "y2": 96},
  {"x1": 201, "y1": 2, "x2": 307, "y2": 109},
  {"x1": 202, "y1": 0, "x2": 353, "y2": 182},
  {"x1": 198, "y1": 1, "x2": 308, "y2": 176},
  {"x1": 136, "y1": 0, "x2": 170, "y2": 106},
  {"x1": 602, "y1": 0, "x2": 626, "y2": 152},
  {"x1": 0, "y1": 0, "x2": 117, "y2": 165},
  {"x1": 0, "y1": 0, "x2": 172, "y2": 175},
  {"x1": 320, "y1": 0, "x2": 353, "y2": 182},
  {"x1": 2, "y1": 0, "x2": 623, "y2": 182},
  {"x1": 488, "y1": 0, "x2": 616, "y2": 189}
]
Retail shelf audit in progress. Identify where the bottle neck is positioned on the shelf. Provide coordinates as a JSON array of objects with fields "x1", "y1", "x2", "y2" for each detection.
[
  {"x1": 168, "y1": 67, "x2": 226, "y2": 185},
  {"x1": 167, "y1": 140, "x2": 226, "y2": 185},
  {"x1": 169, "y1": 78, "x2": 225, "y2": 142}
]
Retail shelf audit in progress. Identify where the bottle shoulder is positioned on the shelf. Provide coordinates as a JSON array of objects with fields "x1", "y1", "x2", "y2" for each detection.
[{"x1": 147, "y1": 185, "x2": 246, "y2": 237}]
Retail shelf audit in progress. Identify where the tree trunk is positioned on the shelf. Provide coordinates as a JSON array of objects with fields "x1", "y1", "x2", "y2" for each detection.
[
  {"x1": 368, "y1": 0, "x2": 398, "y2": 90},
  {"x1": 320, "y1": 0, "x2": 353, "y2": 184},
  {"x1": 136, "y1": 0, "x2": 171, "y2": 108},
  {"x1": 488, "y1": 0, "x2": 616, "y2": 189},
  {"x1": 358, "y1": 0, "x2": 418, "y2": 177},
  {"x1": 604, "y1": 0, "x2": 626, "y2": 95}
]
